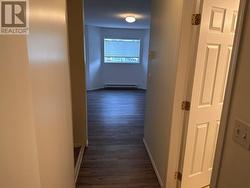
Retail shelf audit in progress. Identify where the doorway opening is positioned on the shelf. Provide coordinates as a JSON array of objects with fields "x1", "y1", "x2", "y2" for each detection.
[
  {"x1": 67, "y1": 0, "x2": 246, "y2": 187},
  {"x1": 72, "y1": 0, "x2": 162, "y2": 187}
]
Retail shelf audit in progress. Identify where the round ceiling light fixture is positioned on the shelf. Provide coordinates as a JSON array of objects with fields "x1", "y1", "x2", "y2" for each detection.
[{"x1": 125, "y1": 16, "x2": 136, "y2": 23}]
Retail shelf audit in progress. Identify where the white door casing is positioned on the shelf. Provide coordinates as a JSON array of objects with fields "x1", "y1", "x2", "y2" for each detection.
[{"x1": 181, "y1": 0, "x2": 240, "y2": 188}]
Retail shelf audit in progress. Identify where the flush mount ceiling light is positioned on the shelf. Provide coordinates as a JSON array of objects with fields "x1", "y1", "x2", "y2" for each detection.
[{"x1": 125, "y1": 16, "x2": 136, "y2": 23}]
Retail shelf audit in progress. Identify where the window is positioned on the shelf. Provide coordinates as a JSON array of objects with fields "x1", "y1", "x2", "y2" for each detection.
[{"x1": 104, "y1": 38, "x2": 141, "y2": 64}]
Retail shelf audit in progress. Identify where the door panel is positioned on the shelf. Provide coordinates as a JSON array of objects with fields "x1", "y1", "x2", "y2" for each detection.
[
  {"x1": 209, "y1": 7, "x2": 226, "y2": 32},
  {"x1": 181, "y1": 0, "x2": 240, "y2": 187},
  {"x1": 219, "y1": 46, "x2": 232, "y2": 104},
  {"x1": 190, "y1": 122, "x2": 209, "y2": 175},
  {"x1": 199, "y1": 44, "x2": 220, "y2": 107}
]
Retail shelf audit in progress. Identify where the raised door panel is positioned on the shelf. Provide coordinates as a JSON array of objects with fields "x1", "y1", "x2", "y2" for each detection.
[
  {"x1": 219, "y1": 46, "x2": 232, "y2": 104},
  {"x1": 209, "y1": 7, "x2": 226, "y2": 32},
  {"x1": 190, "y1": 123, "x2": 209, "y2": 176},
  {"x1": 199, "y1": 44, "x2": 221, "y2": 107}
]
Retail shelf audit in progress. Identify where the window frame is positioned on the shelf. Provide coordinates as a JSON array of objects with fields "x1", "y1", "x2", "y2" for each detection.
[{"x1": 102, "y1": 37, "x2": 143, "y2": 65}]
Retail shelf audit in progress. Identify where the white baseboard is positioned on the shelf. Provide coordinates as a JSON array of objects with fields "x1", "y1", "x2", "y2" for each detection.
[
  {"x1": 75, "y1": 145, "x2": 85, "y2": 183},
  {"x1": 143, "y1": 138, "x2": 164, "y2": 188},
  {"x1": 87, "y1": 87, "x2": 104, "y2": 91},
  {"x1": 87, "y1": 87, "x2": 147, "y2": 91}
]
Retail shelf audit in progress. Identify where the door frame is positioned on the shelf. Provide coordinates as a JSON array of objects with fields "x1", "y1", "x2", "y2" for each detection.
[{"x1": 165, "y1": 0, "x2": 247, "y2": 187}]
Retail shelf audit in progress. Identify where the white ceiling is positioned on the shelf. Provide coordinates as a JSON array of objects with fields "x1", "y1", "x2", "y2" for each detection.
[{"x1": 84, "y1": 0, "x2": 151, "y2": 29}]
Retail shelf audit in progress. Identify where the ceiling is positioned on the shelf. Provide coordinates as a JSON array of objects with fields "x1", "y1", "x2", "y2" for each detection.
[{"x1": 84, "y1": 0, "x2": 151, "y2": 29}]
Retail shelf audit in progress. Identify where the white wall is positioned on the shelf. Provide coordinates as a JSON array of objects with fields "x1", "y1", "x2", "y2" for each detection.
[
  {"x1": 0, "y1": 36, "x2": 41, "y2": 188},
  {"x1": 0, "y1": 0, "x2": 75, "y2": 187},
  {"x1": 143, "y1": 0, "x2": 185, "y2": 186},
  {"x1": 215, "y1": 2, "x2": 250, "y2": 187},
  {"x1": 85, "y1": 26, "x2": 150, "y2": 90},
  {"x1": 27, "y1": 0, "x2": 75, "y2": 187}
]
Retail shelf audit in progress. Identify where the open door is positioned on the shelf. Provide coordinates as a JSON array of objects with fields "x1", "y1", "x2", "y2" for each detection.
[{"x1": 181, "y1": 0, "x2": 240, "y2": 187}]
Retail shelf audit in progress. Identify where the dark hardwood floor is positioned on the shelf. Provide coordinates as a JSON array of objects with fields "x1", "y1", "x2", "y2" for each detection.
[{"x1": 76, "y1": 89, "x2": 160, "y2": 188}]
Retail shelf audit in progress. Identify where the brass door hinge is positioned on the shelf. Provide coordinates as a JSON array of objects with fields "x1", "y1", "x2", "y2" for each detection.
[
  {"x1": 192, "y1": 14, "x2": 201, "y2": 25},
  {"x1": 182, "y1": 101, "x2": 191, "y2": 111},
  {"x1": 175, "y1": 171, "x2": 182, "y2": 181}
]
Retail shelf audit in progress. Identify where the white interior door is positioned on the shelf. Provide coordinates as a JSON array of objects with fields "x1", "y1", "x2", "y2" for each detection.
[{"x1": 181, "y1": 0, "x2": 240, "y2": 187}]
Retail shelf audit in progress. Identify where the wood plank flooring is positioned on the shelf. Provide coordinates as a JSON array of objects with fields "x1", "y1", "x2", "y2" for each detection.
[{"x1": 76, "y1": 89, "x2": 160, "y2": 188}]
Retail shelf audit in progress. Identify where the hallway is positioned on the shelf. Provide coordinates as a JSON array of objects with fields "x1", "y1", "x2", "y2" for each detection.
[{"x1": 76, "y1": 89, "x2": 160, "y2": 188}]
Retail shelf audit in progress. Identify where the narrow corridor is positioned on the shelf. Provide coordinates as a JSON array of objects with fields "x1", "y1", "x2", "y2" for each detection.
[{"x1": 76, "y1": 89, "x2": 160, "y2": 188}]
